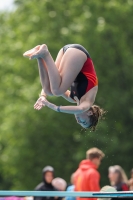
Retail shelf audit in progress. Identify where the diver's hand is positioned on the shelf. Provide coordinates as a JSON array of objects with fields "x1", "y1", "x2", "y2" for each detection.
[
  {"x1": 42, "y1": 98, "x2": 58, "y2": 112},
  {"x1": 34, "y1": 96, "x2": 46, "y2": 110},
  {"x1": 74, "y1": 96, "x2": 80, "y2": 106}
]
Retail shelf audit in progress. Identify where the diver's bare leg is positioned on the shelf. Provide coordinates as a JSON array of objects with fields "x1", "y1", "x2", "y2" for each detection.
[
  {"x1": 30, "y1": 44, "x2": 87, "y2": 96},
  {"x1": 37, "y1": 58, "x2": 53, "y2": 96}
]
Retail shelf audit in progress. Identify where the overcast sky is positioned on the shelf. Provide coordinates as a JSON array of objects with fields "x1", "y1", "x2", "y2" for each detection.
[{"x1": 0, "y1": 0, "x2": 15, "y2": 11}]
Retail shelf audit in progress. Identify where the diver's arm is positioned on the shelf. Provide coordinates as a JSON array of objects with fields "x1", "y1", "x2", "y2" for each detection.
[{"x1": 40, "y1": 98, "x2": 92, "y2": 114}]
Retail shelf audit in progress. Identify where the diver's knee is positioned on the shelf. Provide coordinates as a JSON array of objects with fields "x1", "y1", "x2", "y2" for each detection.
[
  {"x1": 52, "y1": 89, "x2": 63, "y2": 96},
  {"x1": 44, "y1": 89, "x2": 53, "y2": 96}
]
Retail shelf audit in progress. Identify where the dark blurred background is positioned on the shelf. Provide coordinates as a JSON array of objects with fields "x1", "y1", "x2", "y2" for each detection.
[{"x1": 0, "y1": 0, "x2": 133, "y2": 190}]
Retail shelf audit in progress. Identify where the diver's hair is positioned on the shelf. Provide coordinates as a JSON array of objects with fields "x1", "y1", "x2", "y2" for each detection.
[
  {"x1": 89, "y1": 105, "x2": 105, "y2": 131},
  {"x1": 131, "y1": 168, "x2": 133, "y2": 174}
]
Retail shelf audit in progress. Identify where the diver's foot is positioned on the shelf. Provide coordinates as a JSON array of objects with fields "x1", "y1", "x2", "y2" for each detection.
[
  {"x1": 30, "y1": 44, "x2": 49, "y2": 60},
  {"x1": 23, "y1": 45, "x2": 41, "y2": 58}
]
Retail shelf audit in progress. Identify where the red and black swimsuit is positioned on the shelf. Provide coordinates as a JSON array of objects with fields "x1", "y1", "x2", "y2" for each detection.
[{"x1": 63, "y1": 44, "x2": 98, "y2": 100}]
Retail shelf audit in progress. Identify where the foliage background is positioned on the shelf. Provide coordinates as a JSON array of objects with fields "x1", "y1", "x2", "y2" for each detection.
[{"x1": 0, "y1": 0, "x2": 133, "y2": 190}]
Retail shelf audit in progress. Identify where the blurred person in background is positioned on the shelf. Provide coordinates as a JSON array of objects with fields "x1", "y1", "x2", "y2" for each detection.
[
  {"x1": 52, "y1": 177, "x2": 67, "y2": 191},
  {"x1": 108, "y1": 165, "x2": 129, "y2": 191},
  {"x1": 128, "y1": 168, "x2": 133, "y2": 191},
  {"x1": 34, "y1": 166, "x2": 61, "y2": 200},
  {"x1": 52, "y1": 177, "x2": 67, "y2": 200},
  {"x1": 98, "y1": 185, "x2": 117, "y2": 200},
  {"x1": 66, "y1": 174, "x2": 76, "y2": 200},
  {"x1": 74, "y1": 147, "x2": 105, "y2": 200}
]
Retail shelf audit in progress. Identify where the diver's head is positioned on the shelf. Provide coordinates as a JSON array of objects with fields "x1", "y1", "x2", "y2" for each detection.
[{"x1": 75, "y1": 105, "x2": 105, "y2": 130}]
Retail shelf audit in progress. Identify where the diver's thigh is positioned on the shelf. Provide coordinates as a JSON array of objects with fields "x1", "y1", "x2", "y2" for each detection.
[
  {"x1": 55, "y1": 48, "x2": 64, "y2": 69},
  {"x1": 58, "y1": 48, "x2": 87, "y2": 92}
]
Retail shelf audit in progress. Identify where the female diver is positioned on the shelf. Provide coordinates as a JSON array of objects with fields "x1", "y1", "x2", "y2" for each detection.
[{"x1": 23, "y1": 44, "x2": 104, "y2": 130}]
